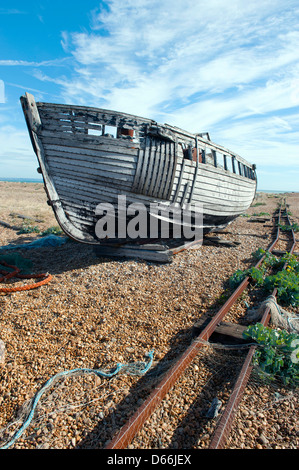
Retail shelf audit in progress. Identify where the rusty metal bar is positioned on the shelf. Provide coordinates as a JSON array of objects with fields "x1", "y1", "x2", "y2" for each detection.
[
  {"x1": 106, "y1": 276, "x2": 252, "y2": 448},
  {"x1": 210, "y1": 202, "x2": 296, "y2": 449},
  {"x1": 105, "y1": 206, "x2": 284, "y2": 449},
  {"x1": 209, "y1": 299, "x2": 273, "y2": 449}
]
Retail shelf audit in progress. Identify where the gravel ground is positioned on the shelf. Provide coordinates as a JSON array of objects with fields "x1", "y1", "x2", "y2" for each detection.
[{"x1": 0, "y1": 182, "x2": 298, "y2": 450}]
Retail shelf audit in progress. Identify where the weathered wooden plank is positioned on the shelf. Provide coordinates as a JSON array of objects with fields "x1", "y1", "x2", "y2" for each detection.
[
  {"x1": 164, "y1": 123, "x2": 255, "y2": 169},
  {"x1": 132, "y1": 148, "x2": 145, "y2": 192},
  {"x1": 192, "y1": 317, "x2": 252, "y2": 345},
  {"x1": 193, "y1": 173, "x2": 255, "y2": 193},
  {"x1": 142, "y1": 138, "x2": 156, "y2": 195},
  {"x1": 21, "y1": 94, "x2": 88, "y2": 242},
  {"x1": 40, "y1": 129, "x2": 140, "y2": 152},
  {"x1": 162, "y1": 141, "x2": 175, "y2": 200},
  {"x1": 53, "y1": 172, "x2": 164, "y2": 202},
  {"x1": 55, "y1": 180, "x2": 252, "y2": 218},
  {"x1": 45, "y1": 150, "x2": 137, "y2": 170},
  {"x1": 271, "y1": 249, "x2": 299, "y2": 256},
  {"x1": 47, "y1": 154, "x2": 136, "y2": 175},
  {"x1": 22, "y1": 93, "x2": 42, "y2": 132},
  {"x1": 180, "y1": 181, "x2": 190, "y2": 207},
  {"x1": 40, "y1": 116, "x2": 104, "y2": 132},
  {"x1": 50, "y1": 163, "x2": 254, "y2": 212},
  {"x1": 37, "y1": 102, "x2": 154, "y2": 126},
  {"x1": 47, "y1": 160, "x2": 135, "y2": 181},
  {"x1": 38, "y1": 101, "x2": 256, "y2": 177},
  {"x1": 53, "y1": 176, "x2": 163, "y2": 205},
  {"x1": 187, "y1": 137, "x2": 199, "y2": 204},
  {"x1": 21, "y1": 93, "x2": 256, "y2": 246},
  {"x1": 42, "y1": 136, "x2": 139, "y2": 156},
  {"x1": 93, "y1": 244, "x2": 172, "y2": 263},
  {"x1": 173, "y1": 159, "x2": 186, "y2": 204},
  {"x1": 161, "y1": 141, "x2": 171, "y2": 199},
  {"x1": 147, "y1": 139, "x2": 161, "y2": 196},
  {"x1": 43, "y1": 142, "x2": 138, "y2": 162},
  {"x1": 181, "y1": 159, "x2": 255, "y2": 185},
  {"x1": 50, "y1": 170, "x2": 133, "y2": 193},
  {"x1": 136, "y1": 136, "x2": 151, "y2": 194},
  {"x1": 52, "y1": 172, "x2": 133, "y2": 192},
  {"x1": 166, "y1": 140, "x2": 178, "y2": 200},
  {"x1": 157, "y1": 141, "x2": 170, "y2": 199},
  {"x1": 192, "y1": 186, "x2": 254, "y2": 202}
]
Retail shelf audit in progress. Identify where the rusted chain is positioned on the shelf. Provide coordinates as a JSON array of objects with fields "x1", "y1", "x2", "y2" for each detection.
[{"x1": 0, "y1": 260, "x2": 52, "y2": 293}]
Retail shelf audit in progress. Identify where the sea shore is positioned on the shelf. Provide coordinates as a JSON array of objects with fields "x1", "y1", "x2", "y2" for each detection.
[{"x1": 0, "y1": 181, "x2": 298, "y2": 449}]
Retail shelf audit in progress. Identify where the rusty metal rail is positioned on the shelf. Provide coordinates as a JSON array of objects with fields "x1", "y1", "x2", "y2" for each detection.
[
  {"x1": 209, "y1": 201, "x2": 296, "y2": 448},
  {"x1": 106, "y1": 200, "x2": 294, "y2": 449}
]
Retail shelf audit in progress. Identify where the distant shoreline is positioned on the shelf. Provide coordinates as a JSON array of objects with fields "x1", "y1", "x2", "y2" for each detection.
[
  {"x1": 0, "y1": 177, "x2": 43, "y2": 183},
  {"x1": 0, "y1": 177, "x2": 296, "y2": 193}
]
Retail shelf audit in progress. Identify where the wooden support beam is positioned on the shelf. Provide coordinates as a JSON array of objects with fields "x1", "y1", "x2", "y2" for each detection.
[
  {"x1": 93, "y1": 236, "x2": 203, "y2": 263},
  {"x1": 272, "y1": 249, "x2": 299, "y2": 257},
  {"x1": 192, "y1": 315, "x2": 253, "y2": 345}
]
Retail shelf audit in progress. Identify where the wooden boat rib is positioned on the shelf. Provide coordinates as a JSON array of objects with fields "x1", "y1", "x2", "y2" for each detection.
[{"x1": 20, "y1": 92, "x2": 257, "y2": 253}]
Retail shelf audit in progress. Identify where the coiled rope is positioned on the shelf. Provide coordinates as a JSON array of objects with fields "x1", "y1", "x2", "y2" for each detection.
[
  {"x1": 247, "y1": 294, "x2": 299, "y2": 333},
  {"x1": 0, "y1": 260, "x2": 52, "y2": 293},
  {"x1": 0, "y1": 350, "x2": 154, "y2": 449}
]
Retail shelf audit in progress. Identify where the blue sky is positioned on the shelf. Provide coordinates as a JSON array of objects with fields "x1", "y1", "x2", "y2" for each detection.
[{"x1": 0, "y1": 0, "x2": 299, "y2": 191}]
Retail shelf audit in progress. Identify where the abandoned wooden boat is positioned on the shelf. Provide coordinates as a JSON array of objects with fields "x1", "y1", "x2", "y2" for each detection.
[{"x1": 20, "y1": 92, "x2": 257, "y2": 260}]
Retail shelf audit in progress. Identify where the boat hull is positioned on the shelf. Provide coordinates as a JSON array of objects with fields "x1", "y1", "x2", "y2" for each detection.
[{"x1": 20, "y1": 93, "x2": 257, "y2": 247}]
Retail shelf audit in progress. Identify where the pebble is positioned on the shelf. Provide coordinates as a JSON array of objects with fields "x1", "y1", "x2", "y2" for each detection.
[
  {"x1": 257, "y1": 434, "x2": 268, "y2": 445},
  {"x1": 0, "y1": 340, "x2": 5, "y2": 366},
  {"x1": 0, "y1": 187, "x2": 298, "y2": 450}
]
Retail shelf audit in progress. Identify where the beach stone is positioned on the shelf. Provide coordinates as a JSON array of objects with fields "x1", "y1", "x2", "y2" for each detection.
[
  {"x1": 0, "y1": 186, "x2": 298, "y2": 449},
  {"x1": 0, "y1": 340, "x2": 5, "y2": 366},
  {"x1": 257, "y1": 434, "x2": 268, "y2": 445}
]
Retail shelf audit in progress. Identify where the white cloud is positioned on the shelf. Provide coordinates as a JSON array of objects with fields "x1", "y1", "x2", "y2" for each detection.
[
  {"x1": 9, "y1": 0, "x2": 299, "y2": 187},
  {"x1": 53, "y1": 0, "x2": 299, "y2": 118},
  {"x1": 0, "y1": 125, "x2": 33, "y2": 156},
  {"x1": 0, "y1": 58, "x2": 71, "y2": 67}
]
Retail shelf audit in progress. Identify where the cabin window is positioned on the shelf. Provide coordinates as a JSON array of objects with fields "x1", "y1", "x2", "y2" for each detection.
[
  {"x1": 183, "y1": 146, "x2": 204, "y2": 163},
  {"x1": 102, "y1": 125, "x2": 117, "y2": 138},
  {"x1": 232, "y1": 156, "x2": 236, "y2": 173},
  {"x1": 216, "y1": 151, "x2": 224, "y2": 169},
  {"x1": 117, "y1": 128, "x2": 135, "y2": 139},
  {"x1": 88, "y1": 124, "x2": 103, "y2": 136},
  {"x1": 212, "y1": 150, "x2": 217, "y2": 167},
  {"x1": 183, "y1": 144, "x2": 193, "y2": 161},
  {"x1": 223, "y1": 154, "x2": 233, "y2": 172},
  {"x1": 223, "y1": 154, "x2": 227, "y2": 170},
  {"x1": 205, "y1": 150, "x2": 214, "y2": 165}
]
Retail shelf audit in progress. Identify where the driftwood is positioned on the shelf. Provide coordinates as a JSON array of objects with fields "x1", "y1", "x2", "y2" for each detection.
[
  {"x1": 203, "y1": 235, "x2": 241, "y2": 247},
  {"x1": 248, "y1": 217, "x2": 271, "y2": 223},
  {"x1": 93, "y1": 237, "x2": 203, "y2": 263},
  {"x1": 9, "y1": 213, "x2": 43, "y2": 223},
  {"x1": 0, "y1": 220, "x2": 19, "y2": 231},
  {"x1": 272, "y1": 249, "x2": 299, "y2": 257}
]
